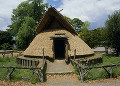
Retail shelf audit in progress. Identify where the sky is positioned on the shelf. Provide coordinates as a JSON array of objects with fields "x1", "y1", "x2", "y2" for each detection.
[{"x1": 0, "y1": 0, "x2": 120, "y2": 31}]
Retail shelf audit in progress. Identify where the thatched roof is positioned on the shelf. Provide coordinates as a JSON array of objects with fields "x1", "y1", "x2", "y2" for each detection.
[
  {"x1": 36, "y1": 7, "x2": 77, "y2": 35},
  {"x1": 23, "y1": 28, "x2": 94, "y2": 58},
  {"x1": 23, "y1": 7, "x2": 94, "y2": 58}
]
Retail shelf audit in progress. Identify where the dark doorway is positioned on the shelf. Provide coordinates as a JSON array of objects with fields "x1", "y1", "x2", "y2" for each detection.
[{"x1": 54, "y1": 39, "x2": 65, "y2": 59}]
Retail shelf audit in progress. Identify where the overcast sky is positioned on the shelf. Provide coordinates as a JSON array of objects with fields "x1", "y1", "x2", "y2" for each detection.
[{"x1": 0, "y1": 0, "x2": 120, "y2": 31}]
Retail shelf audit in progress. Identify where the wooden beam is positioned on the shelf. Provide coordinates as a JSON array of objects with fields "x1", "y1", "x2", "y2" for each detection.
[
  {"x1": 74, "y1": 49, "x2": 76, "y2": 60},
  {"x1": 43, "y1": 48, "x2": 44, "y2": 60},
  {"x1": 6, "y1": 68, "x2": 15, "y2": 81},
  {"x1": 0, "y1": 65, "x2": 41, "y2": 69}
]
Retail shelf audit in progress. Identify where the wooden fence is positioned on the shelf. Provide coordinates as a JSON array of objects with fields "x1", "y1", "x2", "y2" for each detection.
[
  {"x1": 0, "y1": 48, "x2": 46, "y2": 82},
  {"x1": 0, "y1": 58, "x2": 47, "y2": 82},
  {"x1": 16, "y1": 58, "x2": 39, "y2": 67},
  {"x1": 71, "y1": 59, "x2": 120, "y2": 83},
  {"x1": 0, "y1": 50, "x2": 22, "y2": 58}
]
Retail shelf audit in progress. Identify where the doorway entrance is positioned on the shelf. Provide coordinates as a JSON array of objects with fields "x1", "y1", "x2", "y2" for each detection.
[{"x1": 54, "y1": 39, "x2": 65, "y2": 59}]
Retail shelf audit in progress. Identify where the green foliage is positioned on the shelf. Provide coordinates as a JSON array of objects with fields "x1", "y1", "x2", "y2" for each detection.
[
  {"x1": 65, "y1": 16, "x2": 108, "y2": 48},
  {"x1": 78, "y1": 26, "x2": 107, "y2": 48},
  {"x1": 28, "y1": 0, "x2": 48, "y2": 23},
  {"x1": 0, "y1": 43, "x2": 12, "y2": 50},
  {"x1": 78, "y1": 21, "x2": 94, "y2": 48},
  {"x1": 73, "y1": 65, "x2": 79, "y2": 75},
  {"x1": 85, "y1": 68, "x2": 108, "y2": 80},
  {"x1": 105, "y1": 10, "x2": 120, "y2": 56},
  {"x1": 71, "y1": 18, "x2": 84, "y2": 33},
  {"x1": 8, "y1": 0, "x2": 48, "y2": 35},
  {"x1": 93, "y1": 28, "x2": 108, "y2": 46},
  {"x1": 64, "y1": 16, "x2": 84, "y2": 33},
  {"x1": 16, "y1": 17, "x2": 36, "y2": 49},
  {"x1": 81, "y1": 21, "x2": 91, "y2": 30},
  {"x1": 0, "y1": 31, "x2": 13, "y2": 46},
  {"x1": 8, "y1": 0, "x2": 48, "y2": 50},
  {"x1": 64, "y1": 16, "x2": 72, "y2": 23}
]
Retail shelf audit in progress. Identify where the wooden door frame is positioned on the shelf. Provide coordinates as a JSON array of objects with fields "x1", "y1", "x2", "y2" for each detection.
[{"x1": 53, "y1": 39, "x2": 68, "y2": 61}]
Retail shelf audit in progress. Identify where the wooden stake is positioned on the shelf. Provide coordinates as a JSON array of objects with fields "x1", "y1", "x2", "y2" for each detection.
[
  {"x1": 43, "y1": 48, "x2": 44, "y2": 60},
  {"x1": 74, "y1": 49, "x2": 76, "y2": 60}
]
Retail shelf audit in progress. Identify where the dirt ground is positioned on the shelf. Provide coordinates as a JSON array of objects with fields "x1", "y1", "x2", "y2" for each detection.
[{"x1": 0, "y1": 74, "x2": 120, "y2": 86}]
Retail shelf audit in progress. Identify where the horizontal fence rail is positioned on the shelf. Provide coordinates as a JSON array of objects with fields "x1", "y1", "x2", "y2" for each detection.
[
  {"x1": 0, "y1": 50, "x2": 22, "y2": 58},
  {"x1": 0, "y1": 65, "x2": 41, "y2": 69},
  {"x1": 71, "y1": 59, "x2": 120, "y2": 83}
]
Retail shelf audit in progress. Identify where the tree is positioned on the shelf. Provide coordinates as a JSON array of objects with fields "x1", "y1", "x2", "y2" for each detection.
[
  {"x1": 8, "y1": 0, "x2": 48, "y2": 36},
  {"x1": 0, "y1": 31, "x2": 13, "y2": 45},
  {"x1": 78, "y1": 21, "x2": 95, "y2": 48},
  {"x1": 16, "y1": 17, "x2": 36, "y2": 50},
  {"x1": 1, "y1": 43, "x2": 12, "y2": 51},
  {"x1": 64, "y1": 17, "x2": 84, "y2": 33},
  {"x1": 8, "y1": 0, "x2": 48, "y2": 49},
  {"x1": 64, "y1": 16, "x2": 72, "y2": 23},
  {"x1": 71, "y1": 18, "x2": 84, "y2": 33},
  {"x1": 105, "y1": 10, "x2": 120, "y2": 56},
  {"x1": 28, "y1": 0, "x2": 48, "y2": 23}
]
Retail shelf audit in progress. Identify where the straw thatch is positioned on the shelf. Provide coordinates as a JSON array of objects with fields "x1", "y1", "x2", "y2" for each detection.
[{"x1": 23, "y1": 7, "x2": 94, "y2": 58}]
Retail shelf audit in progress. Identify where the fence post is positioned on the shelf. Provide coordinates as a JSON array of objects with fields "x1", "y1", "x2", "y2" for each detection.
[
  {"x1": 81, "y1": 67, "x2": 85, "y2": 83},
  {"x1": 6, "y1": 68, "x2": 15, "y2": 81},
  {"x1": 74, "y1": 49, "x2": 76, "y2": 60},
  {"x1": 69, "y1": 54, "x2": 71, "y2": 62},
  {"x1": 110, "y1": 66, "x2": 113, "y2": 78},
  {"x1": 43, "y1": 48, "x2": 44, "y2": 60}
]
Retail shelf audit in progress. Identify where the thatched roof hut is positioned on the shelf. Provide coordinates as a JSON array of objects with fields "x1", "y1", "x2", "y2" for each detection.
[{"x1": 23, "y1": 7, "x2": 94, "y2": 61}]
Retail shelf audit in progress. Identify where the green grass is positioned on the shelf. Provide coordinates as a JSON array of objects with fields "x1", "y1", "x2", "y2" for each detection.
[
  {"x1": 93, "y1": 54, "x2": 120, "y2": 66},
  {"x1": 76, "y1": 54, "x2": 120, "y2": 81},
  {"x1": 0, "y1": 57, "x2": 39, "y2": 84}
]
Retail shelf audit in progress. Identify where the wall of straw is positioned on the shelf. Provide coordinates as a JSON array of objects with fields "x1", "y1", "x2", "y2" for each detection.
[{"x1": 23, "y1": 28, "x2": 94, "y2": 58}]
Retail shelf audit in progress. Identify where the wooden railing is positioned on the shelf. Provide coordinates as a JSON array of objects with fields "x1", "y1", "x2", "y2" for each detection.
[
  {"x1": 0, "y1": 58, "x2": 46, "y2": 82},
  {"x1": 71, "y1": 59, "x2": 120, "y2": 83},
  {"x1": 0, "y1": 50, "x2": 22, "y2": 58}
]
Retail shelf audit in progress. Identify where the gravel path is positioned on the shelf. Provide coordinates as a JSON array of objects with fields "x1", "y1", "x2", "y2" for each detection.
[
  {"x1": 0, "y1": 75, "x2": 120, "y2": 86},
  {"x1": 46, "y1": 60, "x2": 73, "y2": 73},
  {"x1": 41, "y1": 75, "x2": 120, "y2": 86}
]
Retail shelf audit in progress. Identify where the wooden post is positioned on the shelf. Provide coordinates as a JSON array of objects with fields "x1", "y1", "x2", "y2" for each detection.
[
  {"x1": 6, "y1": 68, "x2": 15, "y2": 81},
  {"x1": 34, "y1": 61, "x2": 36, "y2": 67},
  {"x1": 30, "y1": 60, "x2": 32, "y2": 67},
  {"x1": 78, "y1": 67, "x2": 82, "y2": 81},
  {"x1": 31, "y1": 60, "x2": 34, "y2": 67},
  {"x1": 40, "y1": 69, "x2": 44, "y2": 82},
  {"x1": 22, "y1": 59, "x2": 24, "y2": 66},
  {"x1": 65, "y1": 42, "x2": 68, "y2": 62},
  {"x1": 103, "y1": 66, "x2": 113, "y2": 78},
  {"x1": 70, "y1": 54, "x2": 71, "y2": 62},
  {"x1": 29, "y1": 60, "x2": 31, "y2": 66},
  {"x1": 23, "y1": 59, "x2": 25, "y2": 66},
  {"x1": 2, "y1": 53, "x2": 5, "y2": 58},
  {"x1": 110, "y1": 67, "x2": 113, "y2": 78},
  {"x1": 43, "y1": 48, "x2": 44, "y2": 60},
  {"x1": 74, "y1": 49, "x2": 76, "y2": 60},
  {"x1": 11, "y1": 52, "x2": 13, "y2": 57},
  {"x1": 81, "y1": 67, "x2": 84, "y2": 83},
  {"x1": 26, "y1": 60, "x2": 28, "y2": 66}
]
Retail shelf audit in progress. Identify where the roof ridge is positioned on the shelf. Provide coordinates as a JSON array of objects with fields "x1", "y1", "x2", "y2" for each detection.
[{"x1": 36, "y1": 7, "x2": 78, "y2": 35}]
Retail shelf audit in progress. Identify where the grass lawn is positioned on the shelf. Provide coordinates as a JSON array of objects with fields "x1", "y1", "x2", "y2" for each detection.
[
  {"x1": 84, "y1": 54, "x2": 120, "y2": 81},
  {"x1": 0, "y1": 57, "x2": 39, "y2": 84}
]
